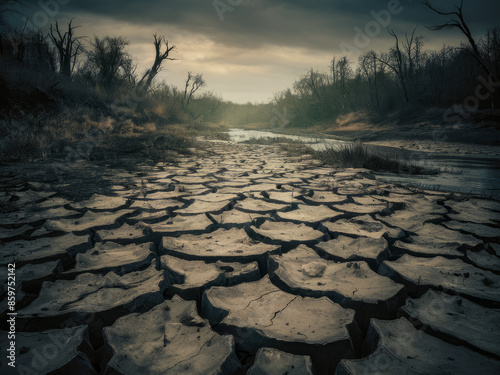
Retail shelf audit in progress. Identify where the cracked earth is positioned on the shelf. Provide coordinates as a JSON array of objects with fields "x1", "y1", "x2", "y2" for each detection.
[{"x1": 1, "y1": 141, "x2": 500, "y2": 374}]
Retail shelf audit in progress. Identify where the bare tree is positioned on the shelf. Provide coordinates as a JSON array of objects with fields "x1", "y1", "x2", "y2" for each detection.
[
  {"x1": 136, "y1": 34, "x2": 176, "y2": 96},
  {"x1": 295, "y1": 69, "x2": 327, "y2": 98},
  {"x1": 423, "y1": 0, "x2": 494, "y2": 78},
  {"x1": 479, "y1": 28, "x2": 500, "y2": 78},
  {"x1": 48, "y1": 20, "x2": 83, "y2": 79},
  {"x1": 330, "y1": 56, "x2": 336, "y2": 84},
  {"x1": 85, "y1": 36, "x2": 133, "y2": 92},
  {"x1": 404, "y1": 29, "x2": 424, "y2": 82},
  {"x1": 27, "y1": 29, "x2": 56, "y2": 72},
  {"x1": 336, "y1": 56, "x2": 352, "y2": 100},
  {"x1": 377, "y1": 29, "x2": 415, "y2": 103},
  {"x1": 121, "y1": 57, "x2": 137, "y2": 87},
  {"x1": 360, "y1": 51, "x2": 381, "y2": 109},
  {"x1": 293, "y1": 69, "x2": 339, "y2": 118},
  {"x1": 183, "y1": 71, "x2": 205, "y2": 106}
]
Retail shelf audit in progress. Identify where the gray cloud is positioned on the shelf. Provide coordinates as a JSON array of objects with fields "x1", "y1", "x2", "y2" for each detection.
[{"x1": 53, "y1": 0, "x2": 500, "y2": 47}]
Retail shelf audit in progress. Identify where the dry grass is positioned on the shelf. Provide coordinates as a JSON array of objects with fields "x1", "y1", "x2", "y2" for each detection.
[
  {"x1": 189, "y1": 122, "x2": 230, "y2": 141},
  {"x1": 315, "y1": 143, "x2": 437, "y2": 174},
  {"x1": 0, "y1": 108, "x2": 206, "y2": 163},
  {"x1": 279, "y1": 143, "x2": 315, "y2": 157},
  {"x1": 88, "y1": 122, "x2": 199, "y2": 166}
]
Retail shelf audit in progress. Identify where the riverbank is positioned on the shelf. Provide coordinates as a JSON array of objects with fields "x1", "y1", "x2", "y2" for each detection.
[
  {"x1": 226, "y1": 126, "x2": 500, "y2": 199},
  {"x1": 225, "y1": 109, "x2": 500, "y2": 156}
]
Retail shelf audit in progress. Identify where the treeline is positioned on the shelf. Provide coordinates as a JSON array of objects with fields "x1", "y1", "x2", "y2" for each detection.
[
  {"x1": 0, "y1": 11, "x2": 273, "y2": 129},
  {"x1": 0, "y1": 0, "x2": 241, "y2": 160},
  {"x1": 1, "y1": 0, "x2": 498, "y2": 132},
  {"x1": 272, "y1": 25, "x2": 500, "y2": 128},
  {"x1": 0, "y1": 1, "x2": 220, "y2": 126},
  {"x1": 191, "y1": 100, "x2": 274, "y2": 126}
]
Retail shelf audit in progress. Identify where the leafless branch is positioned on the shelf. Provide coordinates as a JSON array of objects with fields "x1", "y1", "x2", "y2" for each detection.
[{"x1": 423, "y1": 0, "x2": 493, "y2": 77}]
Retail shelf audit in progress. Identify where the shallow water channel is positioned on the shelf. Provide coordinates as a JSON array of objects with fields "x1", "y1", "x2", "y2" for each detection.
[{"x1": 228, "y1": 128, "x2": 500, "y2": 199}]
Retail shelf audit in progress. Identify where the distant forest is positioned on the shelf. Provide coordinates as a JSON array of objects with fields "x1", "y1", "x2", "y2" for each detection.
[
  {"x1": 0, "y1": 0, "x2": 499, "y2": 136},
  {"x1": 274, "y1": 27, "x2": 500, "y2": 127}
]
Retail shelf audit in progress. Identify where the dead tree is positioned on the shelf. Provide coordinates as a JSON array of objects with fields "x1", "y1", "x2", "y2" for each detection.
[
  {"x1": 377, "y1": 29, "x2": 410, "y2": 103},
  {"x1": 183, "y1": 71, "x2": 205, "y2": 106},
  {"x1": 85, "y1": 36, "x2": 132, "y2": 93},
  {"x1": 336, "y1": 56, "x2": 352, "y2": 104},
  {"x1": 48, "y1": 20, "x2": 83, "y2": 79},
  {"x1": 136, "y1": 34, "x2": 176, "y2": 96},
  {"x1": 330, "y1": 56, "x2": 336, "y2": 84},
  {"x1": 360, "y1": 51, "x2": 380, "y2": 109},
  {"x1": 423, "y1": 0, "x2": 494, "y2": 78}
]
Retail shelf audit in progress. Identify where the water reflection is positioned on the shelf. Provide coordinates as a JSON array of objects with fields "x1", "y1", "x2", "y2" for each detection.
[
  {"x1": 377, "y1": 155, "x2": 500, "y2": 198},
  {"x1": 227, "y1": 128, "x2": 341, "y2": 146},
  {"x1": 228, "y1": 128, "x2": 500, "y2": 198}
]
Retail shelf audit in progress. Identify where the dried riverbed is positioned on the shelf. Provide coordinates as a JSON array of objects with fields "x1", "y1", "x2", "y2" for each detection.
[{"x1": 1, "y1": 140, "x2": 499, "y2": 374}]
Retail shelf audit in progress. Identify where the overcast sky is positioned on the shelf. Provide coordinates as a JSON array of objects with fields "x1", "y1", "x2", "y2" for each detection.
[{"x1": 10, "y1": 0, "x2": 500, "y2": 103}]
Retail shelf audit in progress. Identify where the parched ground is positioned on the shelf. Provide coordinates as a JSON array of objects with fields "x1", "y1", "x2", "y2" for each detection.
[{"x1": 1, "y1": 140, "x2": 499, "y2": 374}]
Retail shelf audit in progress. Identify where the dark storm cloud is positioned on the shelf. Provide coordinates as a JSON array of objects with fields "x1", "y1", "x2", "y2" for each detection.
[
  {"x1": 55, "y1": 0, "x2": 499, "y2": 49},
  {"x1": 13, "y1": 0, "x2": 499, "y2": 56},
  {"x1": 55, "y1": 0, "x2": 347, "y2": 51}
]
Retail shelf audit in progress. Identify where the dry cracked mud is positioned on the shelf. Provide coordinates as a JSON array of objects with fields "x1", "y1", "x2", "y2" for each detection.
[{"x1": 1, "y1": 141, "x2": 499, "y2": 374}]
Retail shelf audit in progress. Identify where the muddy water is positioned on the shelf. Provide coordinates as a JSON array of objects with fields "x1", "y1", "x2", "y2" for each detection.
[
  {"x1": 228, "y1": 128, "x2": 349, "y2": 148},
  {"x1": 228, "y1": 128, "x2": 500, "y2": 198}
]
